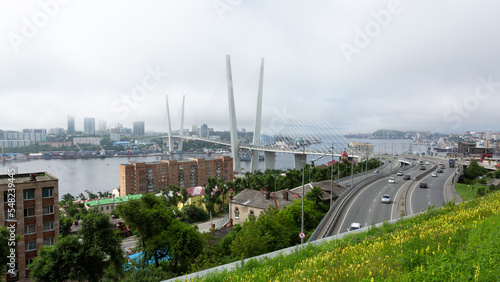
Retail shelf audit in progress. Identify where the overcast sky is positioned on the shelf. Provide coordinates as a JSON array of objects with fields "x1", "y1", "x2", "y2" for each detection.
[{"x1": 1, "y1": 1, "x2": 499, "y2": 136}]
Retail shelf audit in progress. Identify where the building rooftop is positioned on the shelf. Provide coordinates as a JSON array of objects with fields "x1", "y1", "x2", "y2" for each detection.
[
  {"x1": 230, "y1": 189, "x2": 298, "y2": 210},
  {"x1": 0, "y1": 172, "x2": 57, "y2": 185},
  {"x1": 85, "y1": 194, "x2": 142, "y2": 207},
  {"x1": 120, "y1": 156, "x2": 230, "y2": 166},
  {"x1": 290, "y1": 180, "x2": 346, "y2": 200}
]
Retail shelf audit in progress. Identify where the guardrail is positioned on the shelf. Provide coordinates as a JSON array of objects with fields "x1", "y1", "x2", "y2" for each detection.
[{"x1": 415, "y1": 164, "x2": 438, "y2": 181}]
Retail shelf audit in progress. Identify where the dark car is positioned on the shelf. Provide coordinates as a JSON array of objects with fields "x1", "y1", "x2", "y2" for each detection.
[
  {"x1": 420, "y1": 166, "x2": 426, "y2": 170},
  {"x1": 420, "y1": 182, "x2": 428, "y2": 188},
  {"x1": 440, "y1": 164, "x2": 446, "y2": 169},
  {"x1": 403, "y1": 175, "x2": 411, "y2": 180},
  {"x1": 437, "y1": 169, "x2": 443, "y2": 173}
]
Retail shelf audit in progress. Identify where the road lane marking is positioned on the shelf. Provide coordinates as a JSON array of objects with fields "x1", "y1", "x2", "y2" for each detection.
[{"x1": 336, "y1": 178, "x2": 385, "y2": 235}]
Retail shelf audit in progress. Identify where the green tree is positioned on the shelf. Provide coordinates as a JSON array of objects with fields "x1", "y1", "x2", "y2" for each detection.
[
  {"x1": 229, "y1": 217, "x2": 272, "y2": 258},
  {"x1": 59, "y1": 216, "x2": 73, "y2": 237},
  {"x1": 182, "y1": 205, "x2": 209, "y2": 223},
  {"x1": 117, "y1": 193, "x2": 203, "y2": 275},
  {"x1": 79, "y1": 211, "x2": 125, "y2": 280},
  {"x1": 166, "y1": 220, "x2": 204, "y2": 274},
  {"x1": 61, "y1": 193, "x2": 75, "y2": 202},
  {"x1": 29, "y1": 235, "x2": 106, "y2": 282},
  {"x1": 78, "y1": 193, "x2": 86, "y2": 200},
  {"x1": 306, "y1": 186, "x2": 328, "y2": 213},
  {"x1": 0, "y1": 226, "x2": 13, "y2": 278},
  {"x1": 465, "y1": 160, "x2": 488, "y2": 180},
  {"x1": 85, "y1": 189, "x2": 98, "y2": 200},
  {"x1": 181, "y1": 187, "x2": 189, "y2": 205}
]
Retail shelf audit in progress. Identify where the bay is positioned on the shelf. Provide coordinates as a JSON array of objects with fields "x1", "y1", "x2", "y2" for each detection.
[{"x1": 1, "y1": 138, "x2": 438, "y2": 200}]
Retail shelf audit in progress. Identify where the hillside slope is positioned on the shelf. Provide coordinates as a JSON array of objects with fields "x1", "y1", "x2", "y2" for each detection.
[{"x1": 196, "y1": 191, "x2": 500, "y2": 281}]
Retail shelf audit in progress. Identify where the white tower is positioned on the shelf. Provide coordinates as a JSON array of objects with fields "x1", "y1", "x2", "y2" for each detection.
[
  {"x1": 166, "y1": 95, "x2": 173, "y2": 152},
  {"x1": 250, "y1": 58, "x2": 265, "y2": 172},
  {"x1": 226, "y1": 55, "x2": 241, "y2": 172},
  {"x1": 178, "y1": 95, "x2": 185, "y2": 152}
]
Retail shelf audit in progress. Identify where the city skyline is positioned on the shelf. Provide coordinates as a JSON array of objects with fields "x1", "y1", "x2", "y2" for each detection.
[{"x1": 1, "y1": 2, "x2": 500, "y2": 134}]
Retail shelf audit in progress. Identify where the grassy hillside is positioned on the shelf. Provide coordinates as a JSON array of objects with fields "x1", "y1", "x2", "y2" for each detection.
[{"x1": 193, "y1": 191, "x2": 500, "y2": 281}]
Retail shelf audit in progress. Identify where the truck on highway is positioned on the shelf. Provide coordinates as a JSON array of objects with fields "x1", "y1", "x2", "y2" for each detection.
[{"x1": 449, "y1": 158, "x2": 456, "y2": 168}]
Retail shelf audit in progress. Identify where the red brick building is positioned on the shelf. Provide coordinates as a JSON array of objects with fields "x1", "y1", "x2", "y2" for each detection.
[
  {"x1": 1, "y1": 172, "x2": 59, "y2": 280},
  {"x1": 119, "y1": 156, "x2": 233, "y2": 196}
]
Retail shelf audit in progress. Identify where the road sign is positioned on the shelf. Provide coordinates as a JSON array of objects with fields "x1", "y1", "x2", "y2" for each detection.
[{"x1": 299, "y1": 232, "x2": 305, "y2": 239}]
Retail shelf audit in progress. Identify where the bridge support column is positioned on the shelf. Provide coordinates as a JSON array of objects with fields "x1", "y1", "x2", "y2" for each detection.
[
  {"x1": 264, "y1": 151, "x2": 275, "y2": 170},
  {"x1": 294, "y1": 154, "x2": 307, "y2": 170}
]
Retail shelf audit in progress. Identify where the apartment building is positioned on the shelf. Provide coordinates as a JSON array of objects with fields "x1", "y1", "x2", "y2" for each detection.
[
  {"x1": 119, "y1": 156, "x2": 233, "y2": 196},
  {"x1": 1, "y1": 172, "x2": 59, "y2": 280}
]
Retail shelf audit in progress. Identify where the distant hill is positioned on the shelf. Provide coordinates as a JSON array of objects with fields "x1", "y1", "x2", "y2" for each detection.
[{"x1": 371, "y1": 129, "x2": 407, "y2": 139}]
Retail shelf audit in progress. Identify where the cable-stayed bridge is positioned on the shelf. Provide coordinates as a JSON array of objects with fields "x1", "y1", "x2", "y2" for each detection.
[{"x1": 164, "y1": 55, "x2": 365, "y2": 172}]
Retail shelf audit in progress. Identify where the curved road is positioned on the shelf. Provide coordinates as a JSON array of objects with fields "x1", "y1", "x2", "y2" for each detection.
[
  {"x1": 333, "y1": 163, "x2": 420, "y2": 234},
  {"x1": 332, "y1": 158, "x2": 453, "y2": 235}
]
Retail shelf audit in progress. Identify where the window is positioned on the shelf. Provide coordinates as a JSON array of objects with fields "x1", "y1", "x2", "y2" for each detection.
[
  {"x1": 234, "y1": 208, "x2": 239, "y2": 219},
  {"x1": 42, "y1": 205, "x2": 54, "y2": 215},
  {"x1": 101, "y1": 207, "x2": 104, "y2": 211},
  {"x1": 26, "y1": 241, "x2": 36, "y2": 251},
  {"x1": 249, "y1": 210, "x2": 255, "y2": 217},
  {"x1": 26, "y1": 259, "x2": 33, "y2": 269},
  {"x1": 43, "y1": 222, "x2": 54, "y2": 231},
  {"x1": 3, "y1": 192, "x2": 8, "y2": 203},
  {"x1": 24, "y1": 208, "x2": 35, "y2": 217},
  {"x1": 42, "y1": 188, "x2": 53, "y2": 198},
  {"x1": 24, "y1": 224, "x2": 36, "y2": 235},
  {"x1": 23, "y1": 190, "x2": 35, "y2": 200},
  {"x1": 43, "y1": 238, "x2": 54, "y2": 246},
  {"x1": 106, "y1": 206, "x2": 109, "y2": 210}
]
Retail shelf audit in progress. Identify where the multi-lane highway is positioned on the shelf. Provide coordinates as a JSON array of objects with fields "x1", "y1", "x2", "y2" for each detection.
[
  {"x1": 408, "y1": 162, "x2": 455, "y2": 214},
  {"x1": 331, "y1": 158, "x2": 454, "y2": 235}
]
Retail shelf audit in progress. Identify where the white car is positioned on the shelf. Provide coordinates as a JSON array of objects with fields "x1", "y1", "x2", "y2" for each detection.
[
  {"x1": 431, "y1": 172, "x2": 437, "y2": 177},
  {"x1": 347, "y1": 222, "x2": 362, "y2": 232},
  {"x1": 397, "y1": 171, "x2": 403, "y2": 176},
  {"x1": 381, "y1": 194, "x2": 391, "y2": 204},
  {"x1": 425, "y1": 161, "x2": 430, "y2": 165},
  {"x1": 388, "y1": 177, "x2": 395, "y2": 183}
]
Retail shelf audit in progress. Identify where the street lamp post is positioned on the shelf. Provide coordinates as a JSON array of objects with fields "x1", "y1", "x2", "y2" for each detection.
[
  {"x1": 274, "y1": 175, "x2": 277, "y2": 192},
  {"x1": 330, "y1": 144, "x2": 334, "y2": 206},
  {"x1": 301, "y1": 148, "x2": 328, "y2": 244},
  {"x1": 301, "y1": 146, "x2": 305, "y2": 245}
]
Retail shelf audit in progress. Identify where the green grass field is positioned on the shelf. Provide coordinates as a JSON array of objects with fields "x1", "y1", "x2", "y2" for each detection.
[{"x1": 455, "y1": 183, "x2": 490, "y2": 201}]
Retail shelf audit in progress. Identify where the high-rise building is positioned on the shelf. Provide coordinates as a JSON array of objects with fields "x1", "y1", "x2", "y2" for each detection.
[
  {"x1": 84, "y1": 117, "x2": 95, "y2": 135},
  {"x1": 133, "y1": 121, "x2": 145, "y2": 136},
  {"x1": 192, "y1": 124, "x2": 198, "y2": 135},
  {"x1": 1, "y1": 171, "x2": 59, "y2": 280},
  {"x1": 119, "y1": 156, "x2": 233, "y2": 196},
  {"x1": 98, "y1": 120, "x2": 107, "y2": 132},
  {"x1": 67, "y1": 115, "x2": 75, "y2": 133},
  {"x1": 200, "y1": 124, "x2": 209, "y2": 138}
]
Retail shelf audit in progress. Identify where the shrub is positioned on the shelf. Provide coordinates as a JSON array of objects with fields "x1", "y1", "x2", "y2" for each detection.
[
  {"x1": 182, "y1": 205, "x2": 209, "y2": 223},
  {"x1": 477, "y1": 187, "x2": 486, "y2": 197}
]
